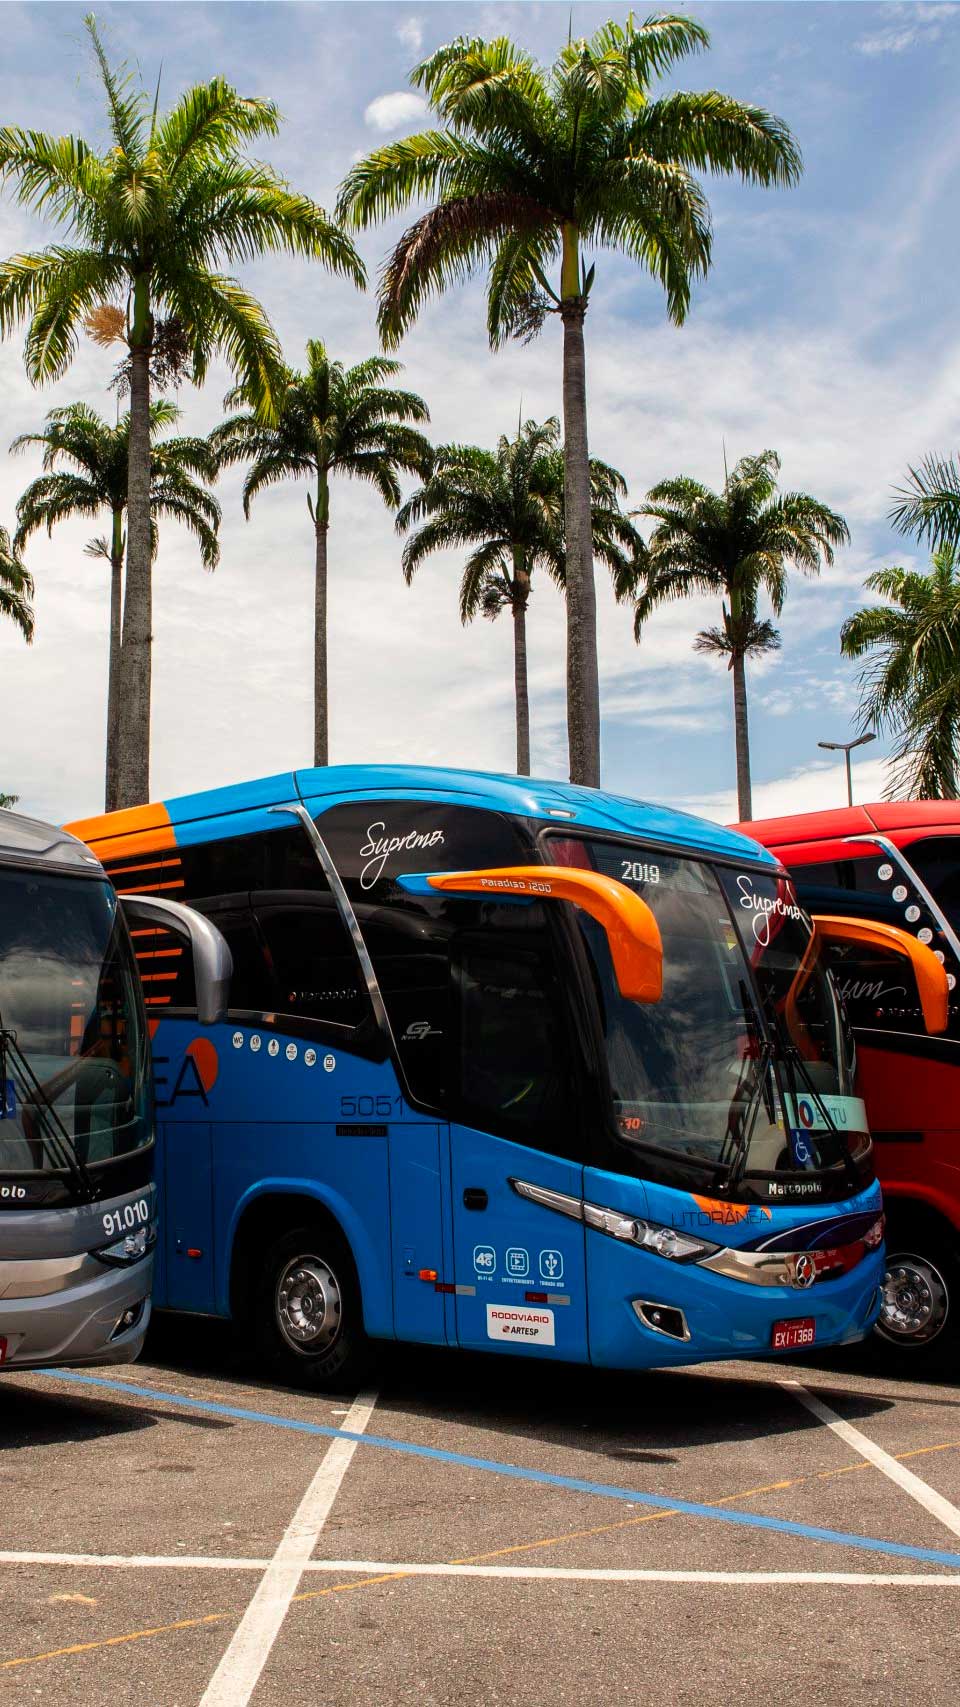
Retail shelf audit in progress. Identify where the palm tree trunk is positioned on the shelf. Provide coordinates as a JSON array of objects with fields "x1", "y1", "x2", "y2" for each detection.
[
  {"x1": 106, "y1": 508, "x2": 124, "y2": 813},
  {"x1": 560, "y1": 224, "x2": 600, "y2": 788},
  {"x1": 117, "y1": 292, "x2": 153, "y2": 808},
  {"x1": 512, "y1": 554, "x2": 531, "y2": 776},
  {"x1": 732, "y1": 649, "x2": 753, "y2": 821},
  {"x1": 314, "y1": 472, "x2": 330, "y2": 766}
]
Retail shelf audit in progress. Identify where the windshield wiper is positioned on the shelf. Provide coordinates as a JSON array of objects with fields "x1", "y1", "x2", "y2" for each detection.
[
  {"x1": 0, "y1": 1019, "x2": 96, "y2": 1202},
  {"x1": 753, "y1": 990, "x2": 860, "y2": 1191},
  {"x1": 719, "y1": 983, "x2": 777, "y2": 1191}
]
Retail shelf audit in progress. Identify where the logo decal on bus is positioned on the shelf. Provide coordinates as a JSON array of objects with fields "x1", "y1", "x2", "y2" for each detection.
[{"x1": 359, "y1": 821, "x2": 446, "y2": 889}]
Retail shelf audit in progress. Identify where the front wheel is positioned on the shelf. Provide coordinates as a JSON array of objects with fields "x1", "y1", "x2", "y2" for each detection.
[
  {"x1": 250, "y1": 1222, "x2": 374, "y2": 1391},
  {"x1": 872, "y1": 1219, "x2": 960, "y2": 1377}
]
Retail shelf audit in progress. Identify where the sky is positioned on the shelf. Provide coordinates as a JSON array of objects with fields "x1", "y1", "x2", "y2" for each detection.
[{"x1": 1, "y1": 0, "x2": 958, "y2": 828}]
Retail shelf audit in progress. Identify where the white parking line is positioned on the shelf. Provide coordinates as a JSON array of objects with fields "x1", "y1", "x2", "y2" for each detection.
[
  {"x1": 0, "y1": 1551, "x2": 959, "y2": 1586},
  {"x1": 197, "y1": 1389, "x2": 377, "y2": 1707},
  {"x1": 782, "y1": 1380, "x2": 960, "y2": 1541}
]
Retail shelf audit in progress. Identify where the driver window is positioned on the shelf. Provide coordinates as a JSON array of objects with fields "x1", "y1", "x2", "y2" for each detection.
[{"x1": 457, "y1": 938, "x2": 577, "y2": 1153}]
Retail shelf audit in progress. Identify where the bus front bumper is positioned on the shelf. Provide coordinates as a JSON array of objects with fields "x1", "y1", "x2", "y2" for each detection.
[
  {"x1": 0, "y1": 1253, "x2": 154, "y2": 1372},
  {"x1": 589, "y1": 1246, "x2": 885, "y2": 1370}
]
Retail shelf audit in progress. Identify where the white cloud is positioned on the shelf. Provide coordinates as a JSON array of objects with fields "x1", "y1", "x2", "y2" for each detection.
[
  {"x1": 856, "y1": 2, "x2": 958, "y2": 57},
  {"x1": 682, "y1": 755, "x2": 895, "y2": 829},
  {"x1": 396, "y1": 17, "x2": 423, "y2": 58},
  {"x1": 363, "y1": 90, "x2": 427, "y2": 133}
]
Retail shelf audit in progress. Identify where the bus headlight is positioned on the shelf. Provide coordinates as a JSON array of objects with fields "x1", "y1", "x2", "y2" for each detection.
[
  {"x1": 583, "y1": 1202, "x2": 719, "y2": 1264},
  {"x1": 92, "y1": 1225, "x2": 156, "y2": 1268}
]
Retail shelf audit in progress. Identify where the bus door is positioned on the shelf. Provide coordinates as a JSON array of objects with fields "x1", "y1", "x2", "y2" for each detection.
[{"x1": 444, "y1": 929, "x2": 588, "y2": 1360}]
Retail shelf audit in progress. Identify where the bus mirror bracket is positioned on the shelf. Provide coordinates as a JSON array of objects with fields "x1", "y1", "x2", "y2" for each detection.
[
  {"x1": 119, "y1": 895, "x2": 233, "y2": 1025},
  {"x1": 404, "y1": 865, "x2": 663, "y2": 1004},
  {"x1": 813, "y1": 912, "x2": 949, "y2": 1036}
]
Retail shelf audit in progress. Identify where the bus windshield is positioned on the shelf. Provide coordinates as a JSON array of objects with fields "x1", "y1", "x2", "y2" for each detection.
[
  {"x1": 0, "y1": 869, "x2": 151, "y2": 1188},
  {"x1": 550, "y1": 836, "x2": 866, "y2": 1191}
]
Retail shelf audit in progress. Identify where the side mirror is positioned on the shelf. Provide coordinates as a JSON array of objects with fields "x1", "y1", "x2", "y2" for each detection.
[
  {"x1": 813, "y1": 913, "x2": 949, "y2": 1036},
  {"x1": 398, "y1": 864, "x2": 663, "y2": 1002},
  {"x1": 119, "y1": 894, "x2": 233, "y2": 1025}
]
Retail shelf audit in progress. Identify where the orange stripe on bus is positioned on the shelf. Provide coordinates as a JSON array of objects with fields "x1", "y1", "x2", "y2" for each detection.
[
  {"x1": 114, "y1": 879, "x2": 185, "y2": 895},
  {"x1": 134, "y1": 948, "x2": 183, "y2": 960},
  {"x1": 65, "y1": 802, "x2": 176, "y2": 863},
  {"x1": 138, "y1": 972, "x2": 178, "y2": 983}
]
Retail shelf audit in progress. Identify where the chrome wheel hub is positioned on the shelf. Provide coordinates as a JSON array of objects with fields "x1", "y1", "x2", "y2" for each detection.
[
  {"x1": 877, "y1": 1253, "x2": 949, "y2": 1345},
  {"x1": 275, "y1": 1255, "x2": 342, "y2": 1354}
]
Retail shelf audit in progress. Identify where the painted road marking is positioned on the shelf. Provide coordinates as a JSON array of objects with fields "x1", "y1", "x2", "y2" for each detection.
[
  {"x1": 3, "y1": 1552, "x2": 960, "y2": 1585},
  {"x1": 35, "y1": 1370, "x2": 960, "y2": 1572},
  {"x1": 783, "y1": 1381, "x2": 960, "y2": 1542},
  {"x1": 197, "y1": 1389, "x2": 377, "y2": 1707}
]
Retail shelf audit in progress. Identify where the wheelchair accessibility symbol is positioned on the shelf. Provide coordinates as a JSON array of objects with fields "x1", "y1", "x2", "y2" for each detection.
[{"x1": 539, "y1": 1249, "x2": 563, "y2": 1283}]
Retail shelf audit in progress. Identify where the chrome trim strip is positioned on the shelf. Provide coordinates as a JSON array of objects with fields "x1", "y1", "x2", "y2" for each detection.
[
  {"x1": 0, "y1": 1253, "x2": 94, "y2": 1299},
  {"x1": 509, "y1": 1178, "x2": 584, "y2": 1221},
  {"x1": 270, "y1": 803, "x2": 410, "y2": 1096},
  {"x1": 632, "y1": 1300, "x2": 691, "y2": 1341},
  {"x1": 841, "y1": 834, "x2": 960, "y2": 965}
]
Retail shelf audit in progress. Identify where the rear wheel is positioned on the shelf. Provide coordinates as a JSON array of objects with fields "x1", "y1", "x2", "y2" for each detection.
[
  {"x1": 873, "y1": 1216, "x2": 960, "y2": 1377},
  {"x1": 250, "y1": 1221, "x2": 374, "y2": 1391}
]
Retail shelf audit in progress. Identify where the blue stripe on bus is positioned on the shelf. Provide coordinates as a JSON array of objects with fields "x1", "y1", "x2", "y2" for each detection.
[{"x1": 45, "y1": 1370, "x2": 960, "y2": 1572}]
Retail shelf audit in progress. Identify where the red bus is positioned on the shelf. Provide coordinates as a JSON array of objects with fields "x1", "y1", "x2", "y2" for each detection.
[{"x1": 737, "y1": 800, "x2": 960, "y2": 1372}]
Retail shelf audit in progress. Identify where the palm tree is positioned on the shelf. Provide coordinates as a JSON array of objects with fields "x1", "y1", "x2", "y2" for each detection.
[
  {"x1": 396, "y1": 416, "x2": 638, "y2": 773},
  {"x1": 624, "y1": 451, "x2": 848, "y2": 820},
  {"x1": 0, "y1": 15, "x2": 363, "y2": 807},
  {"x1": 890, "y1": 454, "x2": 960, "y2": 550},
  {"x1": 841, "y1": 546, "x2": 960, "y2": 800},
  {"x1": 0, "y1": 793, "x2": 18, "y2": 809},
  {"x1": 337, "y1": 14, "x2": 800, "y2": 786},
  {"x1": 12, "y1": 402, "x2": 220, "y2": 810},
  {"x1": 0, "y1": 524, "x2": 34, "y2": 643},
  {"x1": 212, "y1": 341, "x2": 431, "y2": 764}
]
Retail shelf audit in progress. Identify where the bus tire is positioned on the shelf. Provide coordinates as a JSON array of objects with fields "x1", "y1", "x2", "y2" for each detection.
[
  {"x1": 873, "y1": 1214, "x2": 960, "y2": 1377},
  {"x1": 251, "y1": 1221, "x2": 374, "y2": 1392}
]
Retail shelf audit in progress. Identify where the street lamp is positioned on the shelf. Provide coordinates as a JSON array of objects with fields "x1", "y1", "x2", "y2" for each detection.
[{"x1": 817, "y1": 732, "x2": 876, "y2": 808}]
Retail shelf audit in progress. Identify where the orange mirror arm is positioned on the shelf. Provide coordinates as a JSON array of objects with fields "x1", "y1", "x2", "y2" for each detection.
[
  {"x1": 813, "y1": 913, "x2": 949, "y2": 1036},
  {"x1": 425, "y1": 865, "x2": 663, "y2": 1003}
]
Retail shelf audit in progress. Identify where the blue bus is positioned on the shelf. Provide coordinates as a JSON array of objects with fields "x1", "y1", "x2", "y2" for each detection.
[{"x1": 68, "y1": 766, "x2": 901, "y2": 1389}]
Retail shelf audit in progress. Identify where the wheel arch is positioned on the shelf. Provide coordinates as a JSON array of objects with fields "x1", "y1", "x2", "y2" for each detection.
[{"x1": 222, "y1": 1178, "x2": 392, "y2": 1338}]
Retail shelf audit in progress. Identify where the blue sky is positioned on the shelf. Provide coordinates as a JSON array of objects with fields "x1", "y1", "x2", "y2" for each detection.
[{"x1": 1, "y1": 1, "x2": 959, "y2": 824}]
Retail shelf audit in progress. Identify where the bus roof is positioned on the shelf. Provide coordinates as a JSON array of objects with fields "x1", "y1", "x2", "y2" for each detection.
[
  {"x1": 0, "y1": 808, "x2": 105, "y2": 878},
  {"x1": 735, "y1": 798, "x2": 960, "y2": 849},
  {"x1": 68, "y1": 764, "x2": 777, "y2": 867}
]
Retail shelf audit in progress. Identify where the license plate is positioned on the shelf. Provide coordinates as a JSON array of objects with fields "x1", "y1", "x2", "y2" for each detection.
[{"x1": 772, "y1": 1317, "x2": 816, "y2": 1351}]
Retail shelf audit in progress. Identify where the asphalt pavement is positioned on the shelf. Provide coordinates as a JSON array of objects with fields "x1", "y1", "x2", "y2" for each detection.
[{"x1": 2, "y1": 1320, "x2": 960, "y2": 1705}]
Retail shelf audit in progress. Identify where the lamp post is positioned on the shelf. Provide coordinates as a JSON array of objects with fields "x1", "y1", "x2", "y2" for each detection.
[{"x1": 817, "y1": 732, "x2": 876, "y2": 807}]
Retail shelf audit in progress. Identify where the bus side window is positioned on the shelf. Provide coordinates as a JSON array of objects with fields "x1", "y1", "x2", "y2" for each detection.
[
  {"x1": 254, "y1": 896, "x2": 369, "y2": 1031},
  {"x1": 129, "y1": 922, "x2": 197, "y2": 1014},
  {"x1": 199, "y1": 903, "x2": 276, "y2": 1014},
  {"x1": 456, "y1": 934, "x2": 581, "y2": 1159},
  {"x1": 822, "y1": 939, "x2": 926, "y2": 1035}
]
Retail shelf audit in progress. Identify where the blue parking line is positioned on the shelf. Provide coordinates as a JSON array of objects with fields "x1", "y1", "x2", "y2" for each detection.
[{"x1": 43, "y1": 1368, "x2": 960, "y2": 1572}]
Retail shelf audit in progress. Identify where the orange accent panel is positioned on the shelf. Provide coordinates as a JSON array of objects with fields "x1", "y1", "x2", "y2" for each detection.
[
  {"x1": 692, "y1": 1196, "x2": 772, "y2": 1221},
  {"x1": 186, "y1": 1037, "x2": 219, "y2": 1093},
  {"x1": 426, "y1": 864, "x2": 663, "y2": 1002},
  {"x1": 813, "y1": 913, "x2": 949, "y2": 1036},
  {"x1": 65, "y1": 801, "x2": 175, "y2": 863},
  {"x1": 114, "y1": 878, "x2": 185, "y2": 895}
]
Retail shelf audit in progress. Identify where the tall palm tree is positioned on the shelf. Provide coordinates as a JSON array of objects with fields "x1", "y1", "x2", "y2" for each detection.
[
  {"x1": 624, "y1": 450, "x2": 848, "y2": 820},
  {"x1": 890, "y1": 454, "x2": 960, "y2": 550},
  {"x1": 337, "y1": 14, "x2": 799, "y2": 786},
  {"x1": 841, "y1": 546, "x2": 960, "y2": 800},
  {"x1": 0, "y1": 793, "x2": 18, "y2": 810},
  {"x1": 213, "y1": 341, "x2": 431, "y2": 765},
  {"x1": 12, "y1": 402, "x2": 220, "y2": 810},
  {"x1": 396, "y1": 416, "x2": 638, "y2": 773},
  {"x1": 0, "y1": 15, "x2": 363, "y2": 807},
  {"x1": 0, "y1": 524, "x2": 34, "y2": 643}
]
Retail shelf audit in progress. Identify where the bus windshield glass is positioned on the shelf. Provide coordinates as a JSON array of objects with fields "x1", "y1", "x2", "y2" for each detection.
[
  {"x1": 0, "y1": 869, "x2": 150, "y2": 1184},
  {"x1": 549, "y1": 836, "x2": 865, "y2": 1189}
]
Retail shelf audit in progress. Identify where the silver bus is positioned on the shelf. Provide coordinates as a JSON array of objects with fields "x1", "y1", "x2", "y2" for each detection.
[{"x1": 0, "y1": 809, "x2": 229, "y2": 1372}]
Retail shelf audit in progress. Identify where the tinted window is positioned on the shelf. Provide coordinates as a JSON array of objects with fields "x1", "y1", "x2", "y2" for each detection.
[
  {"x1": 906, "y1": 838, "x2": 960, "y2": 937},
  {"x1": 255, "y1": 896, "x2": 368, "y2": 1030}
]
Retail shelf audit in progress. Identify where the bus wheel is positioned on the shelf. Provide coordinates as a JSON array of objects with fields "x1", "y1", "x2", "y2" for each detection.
[
  {"x1": 252, "y1": 1223, "x2": 373, "y2": 1391},
  {"x1": 873, "y1": 1223, "x2": 960, "y2": 1375}
]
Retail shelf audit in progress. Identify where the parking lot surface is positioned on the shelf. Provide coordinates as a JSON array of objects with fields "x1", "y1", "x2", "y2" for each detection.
[{"x1": 3, "y1": 1323, "x2": 960, "y2": 1705}]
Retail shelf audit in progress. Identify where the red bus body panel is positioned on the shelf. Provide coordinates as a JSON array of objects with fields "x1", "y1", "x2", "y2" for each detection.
[{"x1": 736, "y1": 801, "x2": 960, "y2": 1237}]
